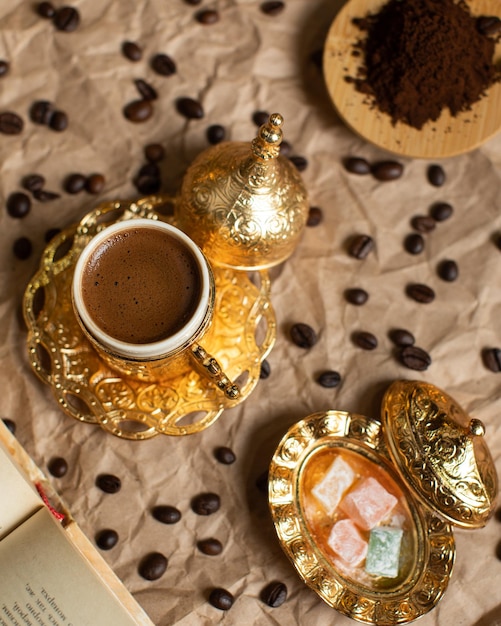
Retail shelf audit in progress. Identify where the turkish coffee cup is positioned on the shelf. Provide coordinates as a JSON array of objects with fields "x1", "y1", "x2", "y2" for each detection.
[{"x1": 71, "y1": 218, "x2": 239, "y2": 399}]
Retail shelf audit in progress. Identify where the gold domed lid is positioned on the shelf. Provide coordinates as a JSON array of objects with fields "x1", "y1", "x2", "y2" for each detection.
[
  {"x1": 176, "y1": 113, "x2": 309, "y2": 270},
  {"x1": 382, "y1": 380, "x2": 498, "y2": 529}
]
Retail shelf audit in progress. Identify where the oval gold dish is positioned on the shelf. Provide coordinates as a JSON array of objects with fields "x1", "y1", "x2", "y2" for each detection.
[
  {"x1": 269, "y1": 382, "x2": 498, "y2": 624},
  {"x1": 323, "y1": 0, "x2": 501, "y2": 159}
]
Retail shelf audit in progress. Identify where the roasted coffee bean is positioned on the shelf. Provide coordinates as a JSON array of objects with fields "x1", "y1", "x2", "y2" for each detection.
[
  {"x1": 138, "y1": 552, "x2": 168, "y2": 581},
  {"x1": 317, "y1": 370, "x2": 341, "y2": 388},
  {"x1": 430, "y1": 201, "x2": 453, "y2": 222},
  {"x1": 260, "y1": 359, "x2": 271, "y2": 379},
  {"x1": 496, "y1": 538, "x2": 501, "y2": 561},
  {"x1": 252, "y1": 110, "x2": 269, "y2": 126},
  {"x1": 53, "y1": 6, "x2": 80, "y2": 32},
  {"x1": 344, "y1": 287, "x2": 369, "y2": 305},
  {"x1": 176, "y1": 96, "x2": 204, "y2": 119},
  {"x1": 290, "y1": 322, "x2": 317, "y2": 348},
  {"x1": 85, "y1": 173, "x2": 106, "y2": 194},
  {"x1": 152, "y1": 505, "x2": 182, "y2": 524},
  {"x1": 151, "y1": 53, "x2": 177, "y2": 76},
  {"x1": 30, "y1": 100, "x2": 54, "y2": 125},
  {"x1": 49, "y1": 110, "x2": 68, "y2": 131},
  {"x1": 134, "y1": 174, "x2": 161, "y2": 194},
  {"x1": 399, "y1": 345, "x2": 431, "y2": 371},
  {"x1": 95, "y1": 529, "x2": 118, "y2": 550},
  {"x1": 214, "y1": 446, "x2": 236, "y2": 465},
  {"x1": 33, "y1": 189, "x2": 60, "y2": 202},
  {"x1": 0, "y1": 61, "x2": 9, "y2": 77},
  {"x1": 48, "y1": 457, "x2": 68, "y2": 477},
  {"x1": 37, "y1": 2, "x2": 56, "y2": 18},
  {"x1": 13, "y1": 237, "x2": 33, "y2": 260},
  {"x1": 2, "y1": 418, "x2": 16, "y2": 434},
  {"x1": 7, "y1": 192, "x2": 31, "y2": 218},
  {"x1": 279, "y1": 139, "x2": 292, "y2": 157},
  {"x1": 411, "y1": 214, "x2": 436, "y2": 233},
  {"x1": 184, "y1": 0, "x2": 202, "y2": 4},
  {"x1": 352, "y1": 331, "x2": 378, "y2": 350},
  {"x1": 64, "y1": 173, "x2": 87, "y2": 194},
  {"x1": 406, "y1": 283, "x2": 435, "y2": 304},
  {"x1": 348, "y1": 234, "x2": 374, "y2": 259},
  {"x1": 196, "y1": 9, "x2": 220, "y2": 24},
  {"x1": 404, "y1": 233, "x2": 425, "y2": 255},
  {"x1": 260, "y1": 1, "x2": 285, "y2": 16},
  {"x1": 306, "y1": 206, "x2": 323, "y2": 226},
  {"x1": 22, "y1": 174, "x2": 45, "y2": 192},
  {"x1": 0, "y1": 112, "x2": 24, "y2": 135},
  {"x1": 310, "y1": 48, "x2": 323, "y2": 71},
  {"x1": 371, "y1": 160, "x2": 403, "y2": 181},
  {"x1": 389, "y1": 328, "x2": 415, "y2": 347},
  {"x1": 495, "y1": 507, "x2": 501, "y2": 523},
  {"x1": 437, "y1": 259, "x2": 458, "y2": 282},
  {"x1": 123, "y1": 99, "x2": 153, "y2": 123},
  {"x1": 197, "y1": 538, "x2": 223, "y2": 555},
  {"x1": 482, "y1": 347, "x2": 501, "y2": 373},
  {"x1": 255, "y1": 470, "x2": 268, "y2": 494},
  {"x1": 427, "y1": 164, "x2": 446, "y2": 187},
  {"x1": 96, "y1": 473, "x2": 121, "y2": 493},
  {"x1": 260, "y1": 581, "x2": 288, "y2": 608},
  {"x1": 343, "y1": 156, "x2": 371, "y2": 175},
  {"x1": 122, "y1": 40, "x2": 142, "y2": 62},
  {"x1": 289, "y1": 155, "x2": 308, "y2": 171},
  {"x1": 476, "y1": 15, "x2": 501, "y2": 37},
  {"x1": 209, "y1": 588, "x2": 234, "y2": 611},
  {"x1": 144, "y1": 143, "x2": 165, "y2": 162},
  {"x1": 191, "y1": 492, "x2": 220, "y2": 515},
  {"x1": 207, "y1": 124, "x2": 226, "y2": 144},
  {"x1": 45, "y1": 227, "x2": 61, "y2": 242},
  {"x1": 137, "y1": 162, "x2": 161, "y2": 179},
  {"x1": 134, "y1": 78, "x2": 158, "y2": 101}
]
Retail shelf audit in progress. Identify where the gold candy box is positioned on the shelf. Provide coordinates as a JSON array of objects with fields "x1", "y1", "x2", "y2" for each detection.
[{"x1": 269, "y1": 380, "x2": 498, "y2": 624}]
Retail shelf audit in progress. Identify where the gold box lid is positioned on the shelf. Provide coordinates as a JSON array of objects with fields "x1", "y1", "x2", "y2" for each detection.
[{"x1": 382, "y1": 380, "x2": 498, "y2": 529}]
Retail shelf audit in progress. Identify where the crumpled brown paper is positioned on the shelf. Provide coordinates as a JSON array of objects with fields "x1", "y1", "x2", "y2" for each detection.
[{"x1": 1, "y1": 0, "x2": 500, "y2": 624}]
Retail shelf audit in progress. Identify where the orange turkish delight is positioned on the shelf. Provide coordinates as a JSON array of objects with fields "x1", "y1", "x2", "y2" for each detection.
[
  {"x1": 340, "y1": 476, "x2": 397, "y2": 530},
  {"x1": 327, "y1": 518, "x2": 368, "y2": 567}
]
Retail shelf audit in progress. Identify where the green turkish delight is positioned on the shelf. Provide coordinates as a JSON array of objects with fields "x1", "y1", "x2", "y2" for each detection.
[{"x1": 365, "y1": 526, "x2": 403, "y2": 578}]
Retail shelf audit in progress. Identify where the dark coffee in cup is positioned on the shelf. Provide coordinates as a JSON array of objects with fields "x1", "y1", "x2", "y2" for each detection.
[{"x1": 80, "y1": 226, "x2": 201, "y2": 344}]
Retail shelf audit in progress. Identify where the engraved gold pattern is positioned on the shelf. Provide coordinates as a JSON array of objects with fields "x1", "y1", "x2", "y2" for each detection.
[
  {"x1": 176, "y1": 114, "x2": 309, "y2": 270},
  {"x1": 382, "y1": 381, "x2": 498, "y2": 528},
  {"x1": 269, "y1": 410, "x2": 455, "y2": 625},
  {"x1": 23, "y1": 197, "x2": 276, "y2": 439}
]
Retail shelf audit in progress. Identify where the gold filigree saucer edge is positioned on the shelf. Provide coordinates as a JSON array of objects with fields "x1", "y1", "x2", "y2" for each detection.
[{"x1": 23, "y1": 196, "x2": 276, "y2": 440}]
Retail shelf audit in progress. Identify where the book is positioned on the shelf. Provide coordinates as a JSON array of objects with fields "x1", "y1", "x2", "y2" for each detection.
[{"x1": 0, "y1": 421, "x2": 154, "y2": 626}]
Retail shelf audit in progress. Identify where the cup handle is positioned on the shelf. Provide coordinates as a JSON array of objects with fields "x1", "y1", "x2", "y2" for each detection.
[{"x1": 190, "y1": 344, "x2": 240, "y2": 400}]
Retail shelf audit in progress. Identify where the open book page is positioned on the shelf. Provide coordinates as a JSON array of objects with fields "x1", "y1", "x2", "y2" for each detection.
[
  {"x1": 0, "y1": 437, "x2": 43, "y2": 540},
  {"x1": 0, "y1": 506, "x2": 140, "y2": 626},
  {"x1": 0, "y1": 424, "x2": 154, "y2": 626}
]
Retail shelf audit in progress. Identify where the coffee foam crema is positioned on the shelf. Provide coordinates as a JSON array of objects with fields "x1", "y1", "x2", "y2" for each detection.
[{"x1": 72, "y1": 220, "x2": 211, "y2": 359}]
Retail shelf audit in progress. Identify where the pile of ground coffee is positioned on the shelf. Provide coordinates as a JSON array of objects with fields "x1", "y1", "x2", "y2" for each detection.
[{"x1": 348, "y1": 0, "x2": 501, "y2": 129}]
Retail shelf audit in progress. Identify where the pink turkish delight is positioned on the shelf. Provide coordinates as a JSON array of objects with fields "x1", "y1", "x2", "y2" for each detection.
[
  {"x1": 328, "y1": 518, "x2": 368, "y2": 567},
  {"x1": 340, "y1": 476, "x2": 397, "y2": 530},
  {"x1": 311, "y1": 455, "x2": 355, "y2": 516}
]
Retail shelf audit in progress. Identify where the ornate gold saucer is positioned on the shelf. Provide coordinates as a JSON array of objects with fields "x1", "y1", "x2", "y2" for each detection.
[{"x1": 23, "y1": 196, "x2": 276, "y2": 440}]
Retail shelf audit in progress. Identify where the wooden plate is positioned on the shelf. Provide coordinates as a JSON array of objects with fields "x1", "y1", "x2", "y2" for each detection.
[{"x1": 323, "y1": 0, "x2": 501, "y2": 159}]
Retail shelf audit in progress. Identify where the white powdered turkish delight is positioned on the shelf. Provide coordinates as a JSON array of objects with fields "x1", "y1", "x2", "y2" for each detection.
[
  {"x1": 327, "y1": 518, "x2": 368, "y2": 567},
  {"x1": 365, "y1": 527, "x2": 404, "y2": 578},
  {"x1": 311, "y1": 455, "x2": 355, "y2": 516},
  {"x1": 340, "y1": 476, "x2": 397, "y2": 530}
]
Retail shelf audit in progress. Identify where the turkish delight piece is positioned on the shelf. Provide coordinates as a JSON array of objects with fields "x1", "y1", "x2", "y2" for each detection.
[
  {"x1": 365, "y1": 527, "x2": 404, "y2": 578},
  {"x1": 311, "y1": 456, "x2": 355, "y2": 516},
  {"x1": 340, "y1": 476, "x2": 397, "y2": 530},
  {"x1": 327, "y1": 519, "x2": 368, "y2": 567}
]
